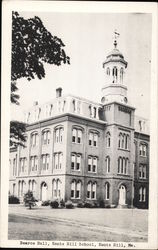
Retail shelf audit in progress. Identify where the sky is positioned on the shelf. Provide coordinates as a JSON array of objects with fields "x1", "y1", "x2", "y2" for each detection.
[{"x1": 11, "y1": 12, "x2": 152, "y2": 121}]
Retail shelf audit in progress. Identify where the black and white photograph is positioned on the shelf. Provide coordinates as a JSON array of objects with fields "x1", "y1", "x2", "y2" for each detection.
[{"x1": 1, "y1": 1, "x2": 158, "y2": 249}]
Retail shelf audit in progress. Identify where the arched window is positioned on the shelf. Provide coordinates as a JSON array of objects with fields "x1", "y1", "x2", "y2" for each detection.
[
  {"x1": 31, "y1": 132, "x2": 38, "y2": 147},
  {"x1": 32, "y1": 180, "x2": 36, "y2": 194},
  {"x1": 120, "y1": 67, "x2": 124, "y2": 83},
  {"x1": 139, "y1": 187, "x2": 143, "y2": 202},
  {"x1": 76, "y1": 181, "x2": 81, "y2": 199},
  {"x1": 42, "y1": 130, "x2": 51, "y2": 145},
  {"x1": 76, "y1": 154, "x2": 81, "y2": 170},
  {"x1": 106, "y1": 132, "x2": 111, "y2": 148},
  {"x1": 118, "y1": 157, "x2": 128, "y2": 175},
  {"x1": 72, "y1": 99, "x2": 76, "y2": 112},
  {"x1": 57, "y1": 179, "x2": 61, "y2": 198},
  {"x1": 122, "y1": 134, "x2": 125, "y2": 148},
  {"x1": 72, "y1": 127, "x2": 83, "y2": 144},
  {"x1": 118, "y1": 157, "x2": 121, "y2": 173},
  {"x1": 113, "y1": 67, "x2": 118, "y2": 83},
  {"x1": 92, "y1": 183, "x2": 96, "y2": 199},
  {"x1": 89, "y1": 131, "x2": 99, "y2": 147},
  {"x1": 52, "y1": 179, "x2": 57, "y2": 197},
  {"x1": 87, "y1": 182, "x2": 97, "y2": 199},
  {"x1": 106, "y1": 156, "x2": 110, "y2": 173},
  {"x1": 13, "y1": 183, "x2": 16, "y2": 196},
  {"x1": 71, "y1": 180, "x2": 81, "y2": 199},
  {"x1": 118, "y1": 133, "x2": 121, "y2": 148},
  {"x1": 55, "y1": 126, "x2": 64, "y2": 143},
  {"x1": 105, "y1": 183, "x2": 110, "y2": 200},
  {"x1": 106, "y1": 67, "x2": 110, "y2": 75},
  {"x1": 87, "y1": 182, "x2": 92, "y2": 199},
  {"x1": 28, "y1": 180, "x2": 32, "y2": 191},
  {"x1": 139, "y1": 143, "x2": 147, "y2": 157},
  {"x1": 142, "y1": 187, "x2": 146, "y2": 202},
  {"x1": 125, "y1": 158, "x2": 128, "y2": 174}
]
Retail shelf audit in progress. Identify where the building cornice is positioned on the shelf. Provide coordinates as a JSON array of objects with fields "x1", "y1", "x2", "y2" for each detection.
[{"x1": 26, "y1": 113, "x2": 107, "y2": 131}]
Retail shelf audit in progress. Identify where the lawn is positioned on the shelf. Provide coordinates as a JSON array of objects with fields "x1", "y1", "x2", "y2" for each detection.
[{"x1": 8, "y1": 205, "x2": 148, "y2": 242}]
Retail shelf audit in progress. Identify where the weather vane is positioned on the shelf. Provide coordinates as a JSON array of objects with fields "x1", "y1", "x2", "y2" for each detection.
[{"x1": 113, "y1": 29, "x2": 120, "y2": 48}]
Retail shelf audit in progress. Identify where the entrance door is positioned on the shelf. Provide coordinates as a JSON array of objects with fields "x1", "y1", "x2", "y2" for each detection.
[
  {"x1": 119, "y1": 185, "x2": 126, "y2": 205},
  {"x1": 41, "y1": 183, "x2": 48, "y2": 201}
]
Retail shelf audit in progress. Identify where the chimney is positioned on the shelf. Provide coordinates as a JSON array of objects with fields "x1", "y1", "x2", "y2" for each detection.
[
  {"x1": 33, "y1": 101, "x2": 38, "y2": 106},
  {"x1": 56, "y1": 87, "x2": 62, "y2": 98}
]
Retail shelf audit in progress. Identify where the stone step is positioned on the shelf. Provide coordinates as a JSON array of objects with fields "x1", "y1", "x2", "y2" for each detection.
[{"x1": 117, "y1": 204, "x2": 128, "y2": 209}]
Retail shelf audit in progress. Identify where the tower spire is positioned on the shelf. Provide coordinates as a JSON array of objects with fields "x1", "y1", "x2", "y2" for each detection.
[{"x1": 113, "y1": 29, "x2": 120, "y2": 48}]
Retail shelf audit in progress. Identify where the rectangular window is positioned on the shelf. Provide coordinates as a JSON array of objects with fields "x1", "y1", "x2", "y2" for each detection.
[
  {"x1": 59, "y1": 153, "x2": 62, "y2": 169},
  {"x1": 94, "y1": 134, "x2": 98, "y2": 147},
  {"x1": 142, "y1": 166, "x2": 146, "y2": 179},
  {"x1": 139, "y1": 165, "x2": 143, "y2": 178},
  {"x1": 87, "y1": 191, "x2": 90, "y2": 198},
  {"x1": 76, "y1": 190, "x2": 80, "y2": 198},
  {"x1": 76, "y1": 155, "x2": 81, "y2": 170},
  {"x1": 77, "y1": 130, "x2": 82, "y2": 144},
  {"x1": 60, "y1": 128, "x2": 63, "y2": 142},
  {"x1": 71, "y1": 155, "x2": 75, "y2": 170},
  {"x1": 89, "y1": 133, "x2": 93, "y2": 146},
  {"x1": 35, "y1": 157, "x2": 38, "y2": 171},
  {"x1": 88, "y1": 157, "x2": 92, "y2": 172},
  {"x1": 56, "y1": 129, "x2": 59, "y2": 143},
  {"x1": 47, "y1": 131, "x2": 50, "y2": 144},
  {"x1": 93, "y1": 158, "x2": 97, "y2": 173},
  {"x1": 54, "y1": 154, "x2": 58, "y2": 169},
  {"x1": 72, "y1": 129, "x2": 77, "y2": 143},
  {"x1": 71, "y1": 190, "x2": 74, "y2": 198},
  {"x1": 43, "y1": 132, "x2": 47, "y2": 144},
  {"x1": 46, "y1": 155, "x2": 50, "y2": 169}
]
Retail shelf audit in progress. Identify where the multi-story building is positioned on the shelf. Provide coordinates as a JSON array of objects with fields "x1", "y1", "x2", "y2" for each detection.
[{"x1": 9, "y1": 38, "x2": 150, "y2": 208}]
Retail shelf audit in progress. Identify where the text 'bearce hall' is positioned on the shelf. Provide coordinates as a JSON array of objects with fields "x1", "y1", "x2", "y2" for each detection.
[{"x1": 9, "y1": 36, "x2": 150, "y2": 209}]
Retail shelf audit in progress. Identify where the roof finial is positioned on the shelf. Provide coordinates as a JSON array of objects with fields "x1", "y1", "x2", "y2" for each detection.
[{"x1": 113, "y1": 29, "x2": 120, "y2": 48}]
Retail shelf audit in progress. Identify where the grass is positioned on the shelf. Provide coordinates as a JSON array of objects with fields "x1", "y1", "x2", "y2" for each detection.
[{"x1": 8, "y1": 205, "x2": 148, "y2": 242}]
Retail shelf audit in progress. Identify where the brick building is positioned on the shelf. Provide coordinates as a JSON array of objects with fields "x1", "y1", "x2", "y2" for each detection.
[{"x1": 9, "y1": 38, "x2": 149, "y2": 209}]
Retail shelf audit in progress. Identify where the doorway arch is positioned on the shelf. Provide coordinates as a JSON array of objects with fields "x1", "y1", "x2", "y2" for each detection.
[
  {"x1": 119, "y1": 185, "x2": 126, "y2": 205},
  {"x1": 41, "y1": 182, "x2": 48, "y2": 201}
]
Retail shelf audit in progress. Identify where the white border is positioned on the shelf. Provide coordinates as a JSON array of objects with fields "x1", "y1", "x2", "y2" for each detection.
[{"x1": 1, "y1": 1, "x2": 158, "y2": 249}]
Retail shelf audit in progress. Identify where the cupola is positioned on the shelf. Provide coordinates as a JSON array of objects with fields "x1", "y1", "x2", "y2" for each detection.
[{"x1": 101, "y1": 31, "x2": 128, "y2": 105}]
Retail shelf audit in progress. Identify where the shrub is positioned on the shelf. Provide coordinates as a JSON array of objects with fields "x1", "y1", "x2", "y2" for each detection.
[
  {"x1": 65, "y1": 200, "x2": 74, "y2": 209},
  {"x1": 77, "y1": 201, "x2": 85, "y2": 208},
  {"x1": 84, "y1": 201, "x2": 93, "y2": 208},
  {"x1": 92, "y1": 201, "x2": 99, "y2": 208},
  {"x1": 60, "y1": 199, "x2": 65, "y2": 208},
  {"x1": 24, "y1": 191, "x2": 36, "y2": 209},
  {"x1": 50, "y1": 200, "x2": 59, "y2": 209},
  {"x1": 99, "y1": 200, "x2": 105, "y2": 208},
  {"x1": 9, "y1": 195, "x2": 20, "y2": 204},
  {"x1": 105, "y1": 204, "x2": 111, "y2": 208},
  {"x1": 41, "y1": 200, "x2": 51, "y2": 206}
]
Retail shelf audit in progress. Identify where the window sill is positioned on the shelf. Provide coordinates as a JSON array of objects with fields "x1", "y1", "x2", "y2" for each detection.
[
  {"x1": 88, "y1": 171, "x2": 97, "y2": 174},
  {"x1": 72, "y1": 142, "x2": 82, "y2": 145},
  {"x1": 118, "y1": 148, "x2": 130, "y2": 152},
  {"x1": 139, "y1": 155, "x2": 147, "y2": 158},
  {"x1": 117, "y1": 173, "x2": 130, "y2": 177}
]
